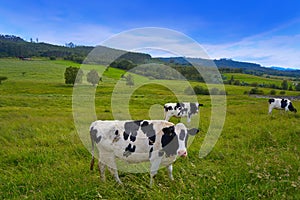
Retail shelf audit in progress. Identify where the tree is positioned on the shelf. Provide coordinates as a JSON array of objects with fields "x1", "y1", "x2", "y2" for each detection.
[
  {"x1": 110, "y1": 59, "x2": 137, "y2": 70},
  {"x1": 64, "y1": 66, "x2": 83, "y2": 85},
  {"x1": 228, "y1": 75, "x2": 234, "y2": 85},
  {"x1": 0, "y1": 76, "x2": 7, "y2": 84},
  {"x1": 270, "y1": 90, "x2": 276, "y2": 95},
  {"x1": 281, "y1": 80, "x2": 288, "y2": 90},
  {"x1": 193, "y1": 85, "x2": 209, "y2": 95},
  {"x1": 295, "y1": 83, "x2": 300, "y2": 91},
  {"x1": 87, "y1": 69, "x2": 100, "y2": 86},
  {"x1": 125, "y1": 74, "x2": 134, "y2": 87},
  {"x1": 233, "y1": 80, "x2": 241, "y2": 86}
]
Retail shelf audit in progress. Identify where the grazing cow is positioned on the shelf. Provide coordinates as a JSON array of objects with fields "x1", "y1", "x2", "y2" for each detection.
[
  {"x1": 164, "y1": 102, "x2": 203, "y2": 123},
  {"x1": 89, "y1": 120, "x2": 199, "y2": 186},
  {"x1": 268, "y1": 98, "x2": 297, "y2": 114}
]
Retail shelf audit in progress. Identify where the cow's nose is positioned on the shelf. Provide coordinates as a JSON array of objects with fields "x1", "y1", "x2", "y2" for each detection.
[{"x1": 178, "y1": 150, "x2": 187, "y2": 157}]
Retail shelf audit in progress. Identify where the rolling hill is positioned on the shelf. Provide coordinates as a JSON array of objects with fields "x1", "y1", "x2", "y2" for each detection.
[{"x1": 1, "y1": 34, "x2": 300, "y2": 78}]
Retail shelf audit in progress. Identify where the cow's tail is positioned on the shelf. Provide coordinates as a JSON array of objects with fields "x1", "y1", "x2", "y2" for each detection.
[{"x1": 90, "y1": 127, "x2": 95, "y2": 171}]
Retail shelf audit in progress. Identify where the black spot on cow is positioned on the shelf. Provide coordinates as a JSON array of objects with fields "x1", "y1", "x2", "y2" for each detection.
[
  {"x1": 123, "y1": 131, "x2": 129, "y2": 140},
  {"x1": 123, "y1": 144, "x2": 136, "y2": 157},
  {"x1": 130, "y1": 135, "x2": 136, "y2": 142},
  {"x1": 141, "y1": 121, "x2": 149, "y2": 127},
  {"x1": 112, "y1": 130, "x2": 120, "y2": 143},
  {"x1": 164, "y1": 106, "x2": 173, "y2": 112},
  {"x1": 124, "y1": 121, "x2": 142, "y2": 142},
  {"x1": 158, "y1": 150, "x2": 164, "y2": 157},
  {"x1": 149, "y1": 147, "x2": 153, "y2": 159},
  {"x1": 90, "y1": 127, "x2": 101, "y2": 144},
  {"x1": 281, "y1": 99, "x2": 288, "y2": 108},
  {"x1": 190, "y1": 103, "x2": 198, "y2": 115},
  {"x1": 179, "y1": 107, "x2": 188, "y2": 116},
  {"x1": 179, "y1": 129, "x2": 185, "y2": 141},
  {"x1": 268, "y1": 98, "x2": 275, "y2": 104},
  {"x1": 134, "y1": 120, "x2": 143, "y2": 126},
  {"x1": 161, "y1": 126, "x2": 179, "y2": 157},
  {"x1": 175, "y1": 103, "x2": 184, "y2": 110},
  {"x1": 141, "y1": 121, "x2": 156, "y2": 145},
  {"x1": 288, "y1": 102, "x2": 297, "y2": 112}
]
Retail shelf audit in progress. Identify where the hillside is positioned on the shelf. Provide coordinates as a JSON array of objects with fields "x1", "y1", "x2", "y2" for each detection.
[
  {"x1": 1, "y1": 34, "x2": 300, "y2": 79},
  {"x1": 159, "y1": 57, "x2": 300, "y2": 78},
  {"x1": 0, "y1": 34, "x2": 151, "y2": 65}
]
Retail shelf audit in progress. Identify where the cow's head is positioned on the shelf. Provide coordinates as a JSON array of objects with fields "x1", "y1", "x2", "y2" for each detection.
[
  {"x1": 288, "y1": 102, "x2": 297, "y2": 113},
  {"x1": 161, "y1": 123, "x2": 199, "y2": 157}
]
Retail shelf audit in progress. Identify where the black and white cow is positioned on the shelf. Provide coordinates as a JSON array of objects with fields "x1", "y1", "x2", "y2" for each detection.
[
  {"x1": 268, "y1": 98, "x2": 297, "y2": 114},
  {"x1": 164, "y1": 102, "x2": 203, "y2": 123},
  {"x1": 89, "y1": 120, "x2": 199, "y2": 186}
]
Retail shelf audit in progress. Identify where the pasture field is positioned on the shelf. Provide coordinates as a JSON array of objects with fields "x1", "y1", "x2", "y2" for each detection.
[
  {"x1": 223, "y1": 73, "x2": 295, "y2": 86},
  {"x1": 0, "y1": 58, "x2": 300, "y2": 199}
]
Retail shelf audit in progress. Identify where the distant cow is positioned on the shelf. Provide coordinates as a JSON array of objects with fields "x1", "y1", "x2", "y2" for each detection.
[
  {"x1": 164, "y1": 102, "x2": 203, "y2": 123},
  {"x1": 89, "y1": 120, "x2": 199, "y2": 186},
  {"x1": 268, "y1": 98, "x2": 297, "y2": 114}
]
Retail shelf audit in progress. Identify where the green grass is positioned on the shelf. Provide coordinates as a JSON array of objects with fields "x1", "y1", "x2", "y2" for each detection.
[{"x1": 0, "y1": 58, "x2": 300, "y2": 199}]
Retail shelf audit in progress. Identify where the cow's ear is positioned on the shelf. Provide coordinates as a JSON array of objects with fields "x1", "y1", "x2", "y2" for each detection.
[
  {"x1": 162, "y1": 126, "x2": 175, "y2": 135},
  {"x1": 188, "y1": 128, "x2": 199, "y2": 136}
]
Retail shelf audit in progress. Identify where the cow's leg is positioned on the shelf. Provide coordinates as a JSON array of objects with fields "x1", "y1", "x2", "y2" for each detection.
[
  {"x1": 90, "y1": 156, "x2": 95, "y2": 170},
  {"x1": 106, "y1": 155, "x2": 122, "y2": 184},
  {"x1": 167, "y1": 164, "x2": 174, "y2": 181},
  {"x1": 98, "y1": 161, "x2": 106, "y2": 181},
  {"x1": 100, "y1": 151, "x2": 122, "y2": 184},
  {"x1": 149, "y1": 156, "x2": 163, "y2": 186},
  {"x1": 285, "y1": 107, "x2": 289, "y2": 113},
  {"x1": 107, "y1": 166, "x2": 122, "y2": 184},
  {"x1": 268, "y1": 106, "x2": 273, "y2": 114},
  {"x1": 164, "y1": 114, "x2": 170, "y2": 121},
  {"x1": 187, "y1": 116, "x2": 191, "y2": 123}
]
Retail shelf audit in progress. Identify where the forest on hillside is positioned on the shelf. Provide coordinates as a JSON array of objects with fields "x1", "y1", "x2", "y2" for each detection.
[{"x1": 1, "y1": 34, "x2": 300, "y2": 80}]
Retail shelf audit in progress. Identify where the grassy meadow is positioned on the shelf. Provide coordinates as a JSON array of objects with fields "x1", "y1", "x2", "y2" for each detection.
[{"x1": 0, "y1": 58, "x2": 300, "y2": 199}]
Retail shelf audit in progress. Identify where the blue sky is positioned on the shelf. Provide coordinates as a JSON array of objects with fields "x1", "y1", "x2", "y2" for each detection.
[{"x1": 1, "y1": 0, "x2": 300, "y2": 68}]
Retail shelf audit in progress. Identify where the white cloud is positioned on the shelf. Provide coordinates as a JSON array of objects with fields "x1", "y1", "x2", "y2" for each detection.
[
  {"x1": 101, "y1": 27, "x2": 210, "y2": 59},
  {"x1": 203, "y1": 21, "x2": 300, "y2": 69}
]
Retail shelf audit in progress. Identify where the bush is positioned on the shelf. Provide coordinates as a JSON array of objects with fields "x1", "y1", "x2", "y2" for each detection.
[
  {"x1": 279, "y1": 90, "x2": 286, "y2": 95},
  {"x1": 296, "y1": 83, "x2": 300, "y2": 91},
  {"x1": 64, "y1": 66, "x2": 83, "y2": 85},
  {"x1": 210, "y1": 87, "x2": 219, "y2": 95},
  {"x1": 233, "y1": 80, "x2": 241, "y2": 85},
  {"x1": 249, "y1": 87, "x2": 264, "y2": 95},
  {"x1": 184, "y1": 85, "x2": 209, "y2": 95},
  {"x1": 0, "y1": 76, "x2": 8, "y2": 84},
  {"x1": 184, "y1": 86, "x2": 194, "y2": 95},
  {"x1": 87, "y1": 69, "x2": 100, "y2": 86},
  {"x1": 270, "y1": 90, "x2": 276, "y2": 95},
  {"x1": 125, "y1": 74, "x2": 134, "y2": 87},
  {"x1": 194, "y1": 85, "x2": 209, "y2": 95},
  {"x1": 185, "y1": 86, "x2": 227, "y2": 95},
  {"x1": 218, "y1": 90, "x2": 227, "y2": 95}
]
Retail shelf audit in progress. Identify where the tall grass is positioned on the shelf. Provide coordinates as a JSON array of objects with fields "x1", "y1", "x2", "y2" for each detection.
[{"x1": 0, "y1": 59, "x2": 299, "y2": 199}]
